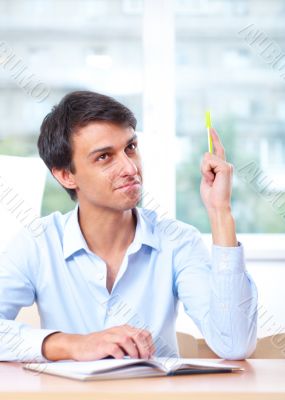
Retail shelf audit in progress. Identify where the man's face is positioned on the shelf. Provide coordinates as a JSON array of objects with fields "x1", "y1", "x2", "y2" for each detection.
[{"x1": 69, "y1": 121, "x2": 143, "y2": 211}]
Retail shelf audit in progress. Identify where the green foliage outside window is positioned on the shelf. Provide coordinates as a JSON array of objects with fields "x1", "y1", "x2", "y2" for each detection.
[{"x1": 176, "y1": 117, "x2": 285, "y2": 233}]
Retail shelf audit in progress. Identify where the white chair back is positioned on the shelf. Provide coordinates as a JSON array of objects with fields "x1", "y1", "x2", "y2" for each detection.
[{"x1": 0, "y1": 155, "x2": 47, "y2": 250}]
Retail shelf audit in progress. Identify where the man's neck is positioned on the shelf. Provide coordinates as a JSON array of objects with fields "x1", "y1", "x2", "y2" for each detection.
[{"x1": 77, "y1": 203, "x2": 137, "y2": 259}]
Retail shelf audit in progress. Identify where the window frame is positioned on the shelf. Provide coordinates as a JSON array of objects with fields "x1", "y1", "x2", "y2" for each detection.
[{"x1": 142, "y1": 0, "x2": 285, "y2": 262}]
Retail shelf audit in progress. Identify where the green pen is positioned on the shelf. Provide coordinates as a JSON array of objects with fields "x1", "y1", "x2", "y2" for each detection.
[{"x1": 205, "y1": 111, "x2": 213, "y2": 154}]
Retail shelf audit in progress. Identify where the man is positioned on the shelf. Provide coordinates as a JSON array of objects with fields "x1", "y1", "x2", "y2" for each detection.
[{"x1": 0, "y1": 91, "x2": 257, "y2": 362}]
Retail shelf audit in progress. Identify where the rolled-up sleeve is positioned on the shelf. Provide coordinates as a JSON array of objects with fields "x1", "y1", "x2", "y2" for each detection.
[
  {"x1": 0, "y1": 319, "x2": 57, "y2": 362},
  {"x1": 173, "y1": 227, "x2": 258, "y2": 360}
]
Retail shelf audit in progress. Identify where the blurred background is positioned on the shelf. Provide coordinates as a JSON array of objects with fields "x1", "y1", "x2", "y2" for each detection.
[
  {"x1": 0, "y1": 0, "x2": 284, "y2": 232},
  {"x1": 0, "y1": 0, "x2": 284, "y2": 338}
]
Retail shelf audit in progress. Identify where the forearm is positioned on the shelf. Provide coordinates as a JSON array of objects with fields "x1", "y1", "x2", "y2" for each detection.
[
  {"x1": 204, "y1": 266, "x2": 258, "y2": 360},
  {"x1": 208, "y1": 207, "x2": 238, "y2": 247},
  {"x1": 42, "y1": 332, "x2": 81, "y2": 361},
  {"x1": 206, "y1": 241, "x2": 257, "y2": 359}
]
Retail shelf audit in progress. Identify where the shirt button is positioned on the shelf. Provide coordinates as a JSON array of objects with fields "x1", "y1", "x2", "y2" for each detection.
[
  {"x1": 220, "y1": 303, "x2": 228, "y2": 311},
  {"x1": 107, "y1": 308, "x2": 113, "y2": 316},
  {"x1": 97, "y1": 273, "x2": 105, "y2": 280},
  {"x1": 219, "y1": 261, "x2": 228, "y2": 271}
]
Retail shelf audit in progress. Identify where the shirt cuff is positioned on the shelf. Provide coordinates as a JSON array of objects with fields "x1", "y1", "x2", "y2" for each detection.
[
  {"x1": 23, "y1": 328, "x2": 60, "y2": 362},
  {"x1": 211, "y1": 241, "x2": 245, "y2": 274}
]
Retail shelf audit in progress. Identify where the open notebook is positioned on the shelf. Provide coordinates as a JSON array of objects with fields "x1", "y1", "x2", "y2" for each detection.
[{"x1": 24, "y1": 357, "x2": 243, "y2": 381}]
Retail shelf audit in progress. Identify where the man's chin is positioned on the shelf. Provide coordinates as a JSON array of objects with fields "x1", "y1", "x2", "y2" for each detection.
[
  {"x1": 124, "y1": 197, "x2": 141, "y2": 209},
  {"x1": 116, "y1": 186, "x2": 141, "y2": 205},
  {"x1": 116, "y1": 195, "x2": 141, "y2": 211}
]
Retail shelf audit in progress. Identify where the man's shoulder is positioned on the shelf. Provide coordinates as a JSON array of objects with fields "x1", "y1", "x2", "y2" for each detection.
[
  {"x1": 0, "y1": 207, "x2": 77, "y2": 273},
  {"x1": 39, "y1": 207, "x2": 74, "y2": 235},
  {"x1": 5, "y1": 206, "x2": 75, "y2": 251}
]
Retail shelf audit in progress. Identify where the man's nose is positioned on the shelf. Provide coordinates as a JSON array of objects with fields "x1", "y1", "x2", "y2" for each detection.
[{"x1": 117, "y1": 153, "x2": 138, "y2": 176}]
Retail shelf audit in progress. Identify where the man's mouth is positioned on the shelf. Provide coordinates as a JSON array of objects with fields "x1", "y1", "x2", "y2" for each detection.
[{"x1": 115, "y1": 180, "x2": 141, "y2": 190}]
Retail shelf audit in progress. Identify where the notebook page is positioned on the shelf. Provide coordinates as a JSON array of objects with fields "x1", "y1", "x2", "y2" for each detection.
[
  {"x1": 26, "y1": 358, "x2": 161, "y2": 375},
  {"x1": 151, "y1": 357, "x2": 243, "y2": 373}
]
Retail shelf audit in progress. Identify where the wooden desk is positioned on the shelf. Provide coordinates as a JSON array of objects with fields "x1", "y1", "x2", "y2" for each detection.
[{"x1": 0, "y1": 360, "x2": 285, "y2": 400}]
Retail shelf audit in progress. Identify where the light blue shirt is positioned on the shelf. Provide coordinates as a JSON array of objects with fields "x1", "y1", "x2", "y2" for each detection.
[{"x1": 0, "y1": 205, "x2": 257, "y2": 362}]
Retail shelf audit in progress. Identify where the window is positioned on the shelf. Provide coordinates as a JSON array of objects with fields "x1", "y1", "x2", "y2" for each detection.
[
  {"x1": 175, "y1": 0, "x2": 285, "y2": 234},
  {"x1": 1, "y1": 0, "x2": 284, "y2": 236},
  {"x1": 0, "y1": 0, "x2": 143, "y2": 216}
]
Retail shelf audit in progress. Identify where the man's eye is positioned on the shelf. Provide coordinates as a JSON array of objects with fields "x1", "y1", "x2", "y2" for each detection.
[
  {"x1": 127, "y1": 143, "x2": 137, "y2": 151},
  {"x1": 97, "y1": 153, "x2": 109, "y2": 161}
]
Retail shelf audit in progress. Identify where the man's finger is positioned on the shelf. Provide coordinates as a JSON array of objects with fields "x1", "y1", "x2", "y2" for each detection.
[
  {"x1": 114, "y1": 334, "x2": 139, "y2": 359},
  {"x1": 131, "y1": 331, "x2": 154, "y2": 359},
  {"x1": 124, "y1": 326, "x2": 155, "y2": 358},
  {"x1": 210, "y1": 128, "x2": 226, "y2": 161},
  {"x1": 105, "y1": 343, "x2": 125, "y2": 359},
  {"x1": 135, "y1": 328, "x2": 155, "y2": 355},
  {"x1": 201, "y1": 153, "x2": 224, "y2": 174}
]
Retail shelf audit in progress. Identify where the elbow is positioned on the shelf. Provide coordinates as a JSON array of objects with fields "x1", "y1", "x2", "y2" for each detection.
[
  {"x1": 216, "y1": 336, "x2": 257, "y2": 361},
  {"x1": 209, "y1": 325, "x2": 258, "y2": 360},
  {"x1": 214, "y1": 346, "x2": 254, "y2": 361},
  {"x1": 222, "y1": 349, "x2": 251, "y2": 361}
]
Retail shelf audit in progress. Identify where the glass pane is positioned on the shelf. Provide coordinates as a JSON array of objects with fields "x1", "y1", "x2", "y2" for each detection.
[
  {"x1": 0, "y1": 0, "x2": 143, "y2": 216},
  {"x1": 175, "y1": 0, "x2": 285, "y2": 233}
]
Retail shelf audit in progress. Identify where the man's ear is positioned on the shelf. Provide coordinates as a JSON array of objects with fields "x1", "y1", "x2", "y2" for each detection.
[{"x1": 51, "y1": 167, "x2": 77, "y2": 191}]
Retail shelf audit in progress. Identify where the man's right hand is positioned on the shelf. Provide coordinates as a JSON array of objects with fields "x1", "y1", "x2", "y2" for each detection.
[{"x1": 42, "y1": 324, "x2": 156, "y2": 361}]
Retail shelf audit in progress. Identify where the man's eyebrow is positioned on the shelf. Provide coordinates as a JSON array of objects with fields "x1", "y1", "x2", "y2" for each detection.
[{"x1": 87, "y1": 133, "x2": 138, "y2": 158}]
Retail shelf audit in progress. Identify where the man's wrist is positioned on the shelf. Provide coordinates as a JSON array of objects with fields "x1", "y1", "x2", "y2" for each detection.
[
  {"x1": 207, "y1": 206, "x2": 232, "y2": 221},
  {"x1": 207, "y1": 207, "x2": 238, "y2": 247},
  {"x1": 42, "y1": 332, "x2": 81, "y2": 361}
]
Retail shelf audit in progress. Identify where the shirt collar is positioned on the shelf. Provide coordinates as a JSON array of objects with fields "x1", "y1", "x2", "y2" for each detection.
[
  {"x1": 63, "y1": 204, "x2": 89, "y2": 260},
  {"x1": 63, "y1": 205, "x2": 160, "y2": 260},
  {"x1": 131, "y1": 207, "x2": 160, "y2": 252}
]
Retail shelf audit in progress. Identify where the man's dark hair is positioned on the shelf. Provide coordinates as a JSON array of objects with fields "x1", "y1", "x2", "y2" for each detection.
[{"x1": 37, "y1": 90, "x2": 137, "y2": 201}]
